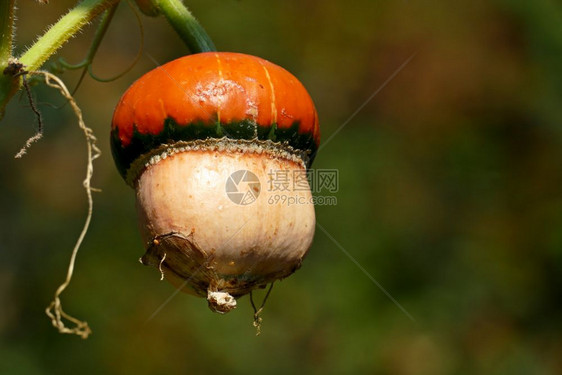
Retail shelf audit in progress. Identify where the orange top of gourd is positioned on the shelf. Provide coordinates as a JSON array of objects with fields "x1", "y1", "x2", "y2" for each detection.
[{"x1": 111, "y1": 52, "x2": 320, "y2": 180}]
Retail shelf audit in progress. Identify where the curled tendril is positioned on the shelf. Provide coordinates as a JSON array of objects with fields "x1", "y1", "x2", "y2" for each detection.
[{"x1": 47, "y1": 0, "x2": 145, "y2": 96}]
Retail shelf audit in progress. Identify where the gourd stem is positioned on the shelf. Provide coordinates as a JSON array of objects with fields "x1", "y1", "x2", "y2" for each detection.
[{"x1": 154, "y1": 0, "x2": 216, "y2": 53}]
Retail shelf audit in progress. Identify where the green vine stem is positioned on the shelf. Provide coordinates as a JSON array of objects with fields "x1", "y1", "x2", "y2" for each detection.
[
  {"x1": 19, "y1": 0, "x2": 120, "y2": 72},
  {"x1": 0, "y1": 0, "x2": 16, "y2": 66},
  {"x1": 155, "y1": 0, "x2": 216, "y2": 53},
  {"x1": 0, "y1": 0, "x2": 216, "y2": 119},
  {"x1": 0, "y1": 0, "x2": 17, "y2": 118},
  {"x1": 0, "y1": 0, "x2": 118, "y2": 118}
]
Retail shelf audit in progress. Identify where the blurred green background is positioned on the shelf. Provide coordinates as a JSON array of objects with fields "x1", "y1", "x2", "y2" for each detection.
[{"x1": 1, "y1": 0, "x2": 562, "y2": 374}]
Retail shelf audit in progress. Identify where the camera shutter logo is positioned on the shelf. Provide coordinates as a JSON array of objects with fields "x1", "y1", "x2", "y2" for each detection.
[{"x1": 225, "y1": 170, "x2": 261, "y2": 205}]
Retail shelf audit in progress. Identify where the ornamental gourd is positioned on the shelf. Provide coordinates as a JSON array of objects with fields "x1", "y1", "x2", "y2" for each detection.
[{"x1": 111, "y1": 52, "x2": 320, "y2": 313}]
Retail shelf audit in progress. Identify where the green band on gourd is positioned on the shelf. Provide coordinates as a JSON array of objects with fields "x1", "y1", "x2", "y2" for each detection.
[{"x1": 111, "y1": 117, "x2": 318, "y2": 184}]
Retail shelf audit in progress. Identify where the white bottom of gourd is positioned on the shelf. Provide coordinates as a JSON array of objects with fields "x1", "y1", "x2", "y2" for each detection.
[{"x1": 135, "y1": 143, "x2": 315, "y2": 313}]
